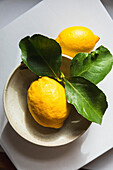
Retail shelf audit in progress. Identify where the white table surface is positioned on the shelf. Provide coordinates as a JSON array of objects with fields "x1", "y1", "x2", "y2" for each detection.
[{"x1": 0, "y1": 0, "x2": 113, "y2": 169}]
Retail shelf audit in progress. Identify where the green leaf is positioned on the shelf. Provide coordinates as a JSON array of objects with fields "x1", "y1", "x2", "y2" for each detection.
[
  {"x1": 19, "y1": 34, "x2": 62, "y2": 77},
  {"x1": 64, "y1": 77, "x2": 108, "y2": 124},
  {"x1": 70, "y1": 46, "x2": 113, "y2": 84}
]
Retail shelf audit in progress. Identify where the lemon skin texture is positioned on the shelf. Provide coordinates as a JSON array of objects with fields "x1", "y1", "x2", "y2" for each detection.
[
  {"x1": 56, "y1": 26, "x2": 100, "y2": 58},
  {"x1": 27, "y1": 77, "x2": 71, "y2": 129}
]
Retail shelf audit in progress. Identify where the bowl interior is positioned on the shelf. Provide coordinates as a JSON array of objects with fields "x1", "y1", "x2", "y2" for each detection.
[{"x1": 4, "y1": 57, "x2": 91, "y2": 147}]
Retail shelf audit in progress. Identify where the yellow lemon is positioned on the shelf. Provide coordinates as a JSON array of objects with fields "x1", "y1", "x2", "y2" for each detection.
[
  {"x1": 27, "y1": 77, "x2": 71, "y2": 129},
  {"x1": 56, "y1": 26, "x2": 100, "y2": 57}
]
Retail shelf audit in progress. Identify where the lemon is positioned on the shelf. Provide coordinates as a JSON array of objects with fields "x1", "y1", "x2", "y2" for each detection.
[
  {"x1": 27, "y1": 77, "x2": 71, "y2": 129},
  {"x1": 56, "y1": 26, "x2": 100, "y2": 57}
]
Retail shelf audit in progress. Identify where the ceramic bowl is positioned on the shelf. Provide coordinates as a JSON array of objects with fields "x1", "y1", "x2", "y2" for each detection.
[{"x1": 4, "y1": 56, "x2": 91, "y2": 147}]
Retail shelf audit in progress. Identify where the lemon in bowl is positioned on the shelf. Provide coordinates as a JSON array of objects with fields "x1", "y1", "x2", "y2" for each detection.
[{"x1": 27, "y1": 76, "x2": 71, "y2": 129}]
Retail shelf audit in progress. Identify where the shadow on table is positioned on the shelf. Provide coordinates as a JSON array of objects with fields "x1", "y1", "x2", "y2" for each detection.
[{"x1": 1, "y1": 122, "x2": 90, "y2": 169}]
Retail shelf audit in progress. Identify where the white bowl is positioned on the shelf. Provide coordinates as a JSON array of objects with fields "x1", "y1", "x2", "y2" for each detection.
[{"x1": 4, "y1": 56, "x2": 91, "y2": 147}]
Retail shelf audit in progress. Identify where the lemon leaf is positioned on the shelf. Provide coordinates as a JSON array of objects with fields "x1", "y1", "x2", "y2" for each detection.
[
  {"x1": 70, "y1": 46, "x2": 113, "y2": 84},
  {"x1": 64, "y1": 77, "x2": 108, "y2": 124},
  {"x1": 19, "y1": 34, "x2": 62, "y2": 77}
]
